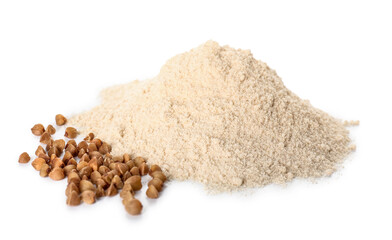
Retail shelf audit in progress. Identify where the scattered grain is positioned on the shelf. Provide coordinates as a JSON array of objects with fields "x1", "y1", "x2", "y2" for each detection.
[
  {"x1": 146, "y1": 185, "x2": 159, "y2": 199},
  {"x1": 49, "y1": 167, "x2": 65, "y2": 181},
  {"x1": 46, "y1": 124, "x2": 56, "y2": 135},
  {"x1": 31, "y1": 124, "x2": 45, "y2": 136},
  {"x1": 18, "y1": 152, "x2": 30, "y2": 163},
  {"x1": 55, "y1": 114, "x2": 67, "y2": 126},
  {"x1": 64, "y1": 127, "x2": 78, "y2": 139},
  {"x1": 39, "y1": 132, "x2": 52, "y2": 145}
]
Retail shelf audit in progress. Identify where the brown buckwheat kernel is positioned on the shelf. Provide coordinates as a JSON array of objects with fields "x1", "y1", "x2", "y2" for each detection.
[
  {"x1": 45, "y1": 139, "x2": 54, "y2": 152},
  {"x1": 146, "y1": 185, "x2": 159, "y2": 199},
  {"x1": 18, "y1": 152, "x2": 30, "y2": 163},
  {"x1": 32, "y1": 158, "x2": 47, "y2": 171},
  {"x1": 81, "y1": 190, "x2": 96, "y2": 204},
  {"x1": 90, "y1": 171, "x2": 101, "y2": 183},
  {"x1": 77, "y1": 148, "x2": 86, "y2": 159},
  {"x1": 62, "y1": 150, "x2": 73, "y2": 162},
  {"x1": 122, "y1": 171, "x2": 132, "y2": 182},
  {"x1": 125, "y1": 175, "x2": 142, "y2": 191},
  {"x1": 120, "y1": 184, "x2": 134, "y2": 199},
  {"x1": 31, "y1": 124, "x2": 45, "y2": 136},
  {"x1": 39, "y1": 164, "x2": 50, "y2": 177},
  {"x1": 52, "y1": 158, "x2": 65, "y2": 168},
  {"x1": 149, "y1": 164, "x2": 162, "y2": 176},
  {"x1": 88, "y1": 158, "x2": 99, "y2": 171},
  {"x1": 84, "y1": 132, "x2": 95, "y2": 142},
  {"x1": 47, "y1": 147, "x2": 61, "y2": 158},
  {"x1": 112, "y1": 175, "x2": 124, "y2": 189},
  {"x1": 63, "y1": 165, "x2": 76, "y2": 176},
  {"x1": 98, "y1": 142, "x2": 111, "y2": 155},
  {"x1": 148, "y1": 178, "x2": 163, "y2": 192},
  {"x1": 139, "y1": 162, "x2": 149, "y2": 176},
  {"x1": 76, "y1": 161, "x2": 89, "y2": 171},
  {"x1": 123, "y1": 153, "x2": 131, "y2": 163},
  {"x1": 81, "y1": 153, "x2": 91, "y2": 163},
  {"x1": 39, "y1": 132, "x2": 52, "y2": 145},
  {"x1": 46, "y1": 124, "x2": 56, "y2": 135},
  {"x1": 96, "y1": 179, "x2": 108, "y2": 189},
  {"x1": 79, "y1": 166, "x2": 93, "y2": 178},
  {"x1": 80, "y1": 180, "x2": 95, "y2": 193},
  {"x1": 106, "y1": 183, "x2": 118, "y2": 196},
  {"x1": 67, "y1": 158, "x2": 78, "y2": 167},
  {"x1": 134, "y1": 156, "x2": 145, "y2": 167},
  {"x1": 96, "y1": 185, "x2": 105, "y2": 198},
  {"x1": 77, "y1": 141, "x2": 88, "y2": 152},
  {"x1": 53, "y1": 139, "x2": 65, "y2": 152},
  {"x1": 130, "y1": 166, "x2": 140, "y2": 176},
  {"x1": 65, "y1": 182, "x2": 80, "y2": 196},
  {"x1": 151, "y1": 171, "x2": 167, "y2": 182},
  {"x1": 67, "y1": 172, "x2": 81, "y2": 184},
  {"x1": 65, "y1": 127, "x2": 78, "y2": 139},
  {"x1": 49, "y1": 167, "x2": 65, "y2": 181},
  {"x1": 65, "y1": 139, "x2": 77, "y2": 148},
  {"x1": 66, "y1": 190, "x2": 80, "y2": 206},
  {"x1": 91, "y1": 139, "x2": 102, "y2": 149},
  {"x1": 124, "y1": 199, "x2": 143, "y2": 216},
  {"x1": 55, "y1": 114, "x2": 67, "y2": 126},
  {"x1": 35, "y1": 145, "x2": 46, "y2": 157},
  {"x1": 87, "y1": 143, "x2": 98, "y2": 152}
]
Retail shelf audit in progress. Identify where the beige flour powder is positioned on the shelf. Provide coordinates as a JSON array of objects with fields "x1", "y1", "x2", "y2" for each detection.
[{"x1": 70, "y1": 41, "x2": 354, "y2": 191}]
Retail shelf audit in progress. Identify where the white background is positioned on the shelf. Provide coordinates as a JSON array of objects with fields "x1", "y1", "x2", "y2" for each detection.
[{"x1": 0, "y1": 1, "x2": 391, "y2": 239}]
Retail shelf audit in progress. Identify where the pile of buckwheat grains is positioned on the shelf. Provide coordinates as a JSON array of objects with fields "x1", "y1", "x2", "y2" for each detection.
[
  {"x1": 66, "y1": 40, "x2": 356, "y2": 192},
  {"x1": 19, "y1": 114, "x2": 166, "y2": 216}
]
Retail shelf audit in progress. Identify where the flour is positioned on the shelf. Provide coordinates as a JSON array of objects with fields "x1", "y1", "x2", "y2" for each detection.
[{"x1": 70, "y1": 41, "x2": 354, "y2": 191}]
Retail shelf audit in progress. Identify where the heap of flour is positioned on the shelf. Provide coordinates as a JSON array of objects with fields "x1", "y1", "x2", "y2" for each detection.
[{"x1": 70, "y1": 41, "x2": 354, "y2": 191}]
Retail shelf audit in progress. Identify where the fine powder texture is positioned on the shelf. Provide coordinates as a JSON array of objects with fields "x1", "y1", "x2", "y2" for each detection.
[{"x1": 70, "y1": 41, "x2": 354, "y2": 192}]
